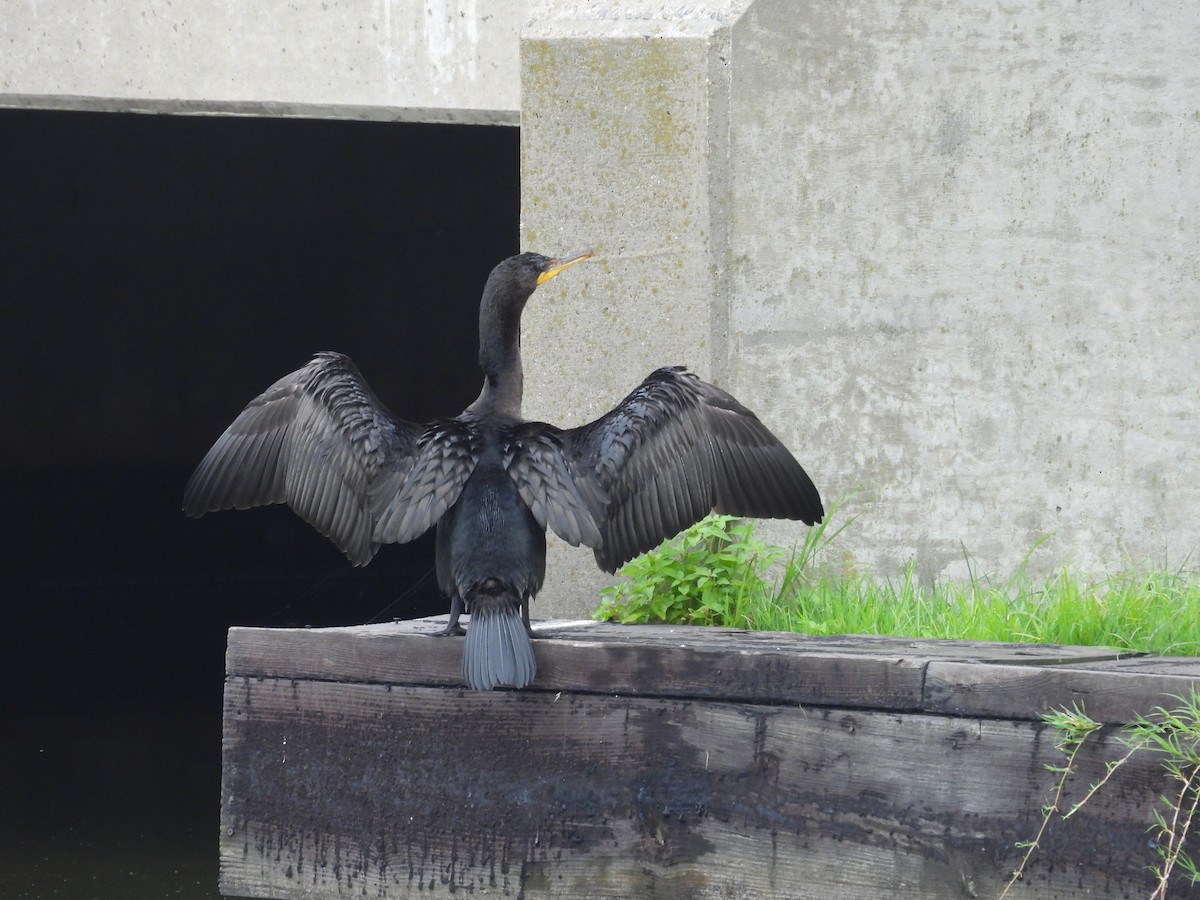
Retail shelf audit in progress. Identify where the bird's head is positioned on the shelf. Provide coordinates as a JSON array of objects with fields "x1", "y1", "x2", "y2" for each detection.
[
  {"x1": 485, "y1": 249, "x2": 595, "y2": 305},
  {"x1": 473, "y1": 248, "x2": 596, "y2": 416}
]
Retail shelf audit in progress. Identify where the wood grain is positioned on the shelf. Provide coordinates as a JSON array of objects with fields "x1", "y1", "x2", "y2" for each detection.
[
  {"x1": 926, "y1": 657, "x2": 1200, "y2": 723},
  {"x1": 221, "y1": 677, "x2": 1194, "y2": 899}
]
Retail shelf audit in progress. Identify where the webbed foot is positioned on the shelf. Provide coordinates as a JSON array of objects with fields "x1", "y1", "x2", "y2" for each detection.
[{"x1": 428, "y1": 594, "x2": 465, "y2": 637}]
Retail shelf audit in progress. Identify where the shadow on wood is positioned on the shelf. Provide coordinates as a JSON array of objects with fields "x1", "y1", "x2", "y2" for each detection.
[{"x1": 221, "y1": 619, "x2": 1200, "y2": 899}]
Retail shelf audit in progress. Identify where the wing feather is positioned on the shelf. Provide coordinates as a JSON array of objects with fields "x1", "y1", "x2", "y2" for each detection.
[
  {"x1": 183, "y1": 352, "x2": 422, "y2": 566},
  {"x1": 563, "y1": 366, "x2": 823, "y2": 572},
  {"x1": 502, "y1": 424, "x2": 602, "y2": 548},
  {"x1": 371, "y1": 419, "x2": 477, "y2": 545}
]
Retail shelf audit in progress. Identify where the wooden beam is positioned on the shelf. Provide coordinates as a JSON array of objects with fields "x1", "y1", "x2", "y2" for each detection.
[
  {"x1": 926, "y1": 656, "x2": 1200, "y2": 723},
  {"x1": 225, "y1": 619, "x2": 1150, "y2": 715},
  {"x1": 221, "y1": 620, "x2": 1200, "y2": 898}
]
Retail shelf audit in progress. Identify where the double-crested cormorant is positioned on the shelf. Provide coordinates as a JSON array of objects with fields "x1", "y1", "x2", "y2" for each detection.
[{"x1": 184, "y1": 250, "x2": 823, "y2": 690}]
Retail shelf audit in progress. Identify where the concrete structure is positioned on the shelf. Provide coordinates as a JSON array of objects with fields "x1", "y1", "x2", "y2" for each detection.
[
  {"x1": 0, "y1": 0, "x2": 532, "y2": 122},
  {"x1": 521, "y1": 0, "x2": 1200, "y2": 610},
  {"x1": 5, "y1": 1, "x2": 1198, "y2": 617}
]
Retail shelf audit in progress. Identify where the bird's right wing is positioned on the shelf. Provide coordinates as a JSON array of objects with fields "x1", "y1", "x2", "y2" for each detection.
[{"x1": 183, "y1": 351, "x2": 426, "y2": 566}]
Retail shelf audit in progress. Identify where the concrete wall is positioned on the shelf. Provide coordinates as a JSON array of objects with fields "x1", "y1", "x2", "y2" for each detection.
[
  {"x1": 522, "y1": 0, "x2": 1200, "y2": 614},
  {"x1": 0, "y1": 0, "x2": 531, "y2": 122},
  {"x1": 722, "y1": 0, "x2": 1200, "y2": 585}
]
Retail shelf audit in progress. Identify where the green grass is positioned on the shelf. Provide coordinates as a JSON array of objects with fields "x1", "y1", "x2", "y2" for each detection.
[{"x1": 593, "y1": 501, "x2": 1200, "y2": 656}]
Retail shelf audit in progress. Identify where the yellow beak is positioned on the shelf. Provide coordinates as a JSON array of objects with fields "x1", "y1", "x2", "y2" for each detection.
[{"x1": 536, "y1": 249, "x2": 595, "y2": 285}]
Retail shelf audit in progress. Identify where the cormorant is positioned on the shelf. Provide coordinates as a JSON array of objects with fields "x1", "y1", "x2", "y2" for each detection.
[{"x1": 183, "y1": 250, "x2": 823, "y2": 690}]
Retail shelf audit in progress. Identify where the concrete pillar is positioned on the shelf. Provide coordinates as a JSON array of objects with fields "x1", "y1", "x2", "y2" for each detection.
[
  {"x1": 520, "y1": 2, "x2": 752, "y2": 614},
  {"x1": 721, "y1": 0, "x2": 1200, "y2": 583}
]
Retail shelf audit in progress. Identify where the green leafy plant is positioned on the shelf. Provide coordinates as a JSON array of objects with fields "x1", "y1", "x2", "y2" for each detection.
[
  {"x1": 999, "y1": 704, "x2": 1103, "y2": 899},
  {"x1": 1131, "y1": 696, "x2": 1200, "y2": 895},
  {"x1": 593, "y1": 493, "x2": 857, "y2": 629},
  {"x1": 593, "y1": 514, "x2": 778, "y2": 627}
]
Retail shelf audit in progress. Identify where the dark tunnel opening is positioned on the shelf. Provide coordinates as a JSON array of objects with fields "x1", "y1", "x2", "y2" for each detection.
[{"x1": 0, "y1": 108, "x2": 519, "y2": 898}]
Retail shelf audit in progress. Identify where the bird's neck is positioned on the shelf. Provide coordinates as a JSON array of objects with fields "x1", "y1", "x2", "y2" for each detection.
[
  {"x1": 470, "y1": 361, "x2": 523, "y2": 418},
  {"x1": 470, "y1": 301, "x2": 525, "y2": 418}
]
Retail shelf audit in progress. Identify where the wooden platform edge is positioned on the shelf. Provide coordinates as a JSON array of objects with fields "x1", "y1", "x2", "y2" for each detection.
[{"x1": 224, "y1": 618, "x2": 1200, "y2": 724}]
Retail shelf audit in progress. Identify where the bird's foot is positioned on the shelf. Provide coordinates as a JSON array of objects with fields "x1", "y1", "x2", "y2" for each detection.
[{"x1": 429, "y1": 622, "x2": 466, "y2": 637}]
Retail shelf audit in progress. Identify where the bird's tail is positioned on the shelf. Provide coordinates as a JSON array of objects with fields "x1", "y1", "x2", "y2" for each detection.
[{"x1": 462, "y1": 579, "x2": 536, "y2": 691}]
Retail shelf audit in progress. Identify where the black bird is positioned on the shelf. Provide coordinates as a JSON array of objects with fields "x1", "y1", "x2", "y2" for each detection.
[{"x1": 184, "y1": 250, "x2": 823, "y2": 690}]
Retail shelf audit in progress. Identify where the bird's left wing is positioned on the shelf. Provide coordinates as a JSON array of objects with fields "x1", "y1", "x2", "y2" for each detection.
[
  {"x1": 501, "y1": 423, "x2": 603, "y2": 548},
  {"x1": 561, "y1": 366, "x2": 824, "y2": 573},
  {"x1": 371, "y1": 418, "x2": 478, "y2": 545}
]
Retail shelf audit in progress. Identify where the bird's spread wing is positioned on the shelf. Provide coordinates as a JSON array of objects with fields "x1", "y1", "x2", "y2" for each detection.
[
  {"x1": 562, "y1": 367, "x2": 824, "y2": 573},
  {"x1": 372, "y1": 419, "x2": 477, "y2": 545},
  {"x1": 183, "y1": 351, "x2": 426, "y2": 566},
  {"x1": 501, "y1": 424, "x2": 602, "y2": 548}
]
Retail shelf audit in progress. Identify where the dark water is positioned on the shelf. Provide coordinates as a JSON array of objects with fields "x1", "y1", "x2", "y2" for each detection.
[
  {"x1": 0, "y1": 711, "x2": 222, "y2": 899},
  {"x1": 0, "y1": 556, "x2": 445, "y2": 900}
]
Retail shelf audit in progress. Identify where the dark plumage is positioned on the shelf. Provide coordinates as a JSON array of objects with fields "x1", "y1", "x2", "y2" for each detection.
[{"x1": 184, "y1": 250, "x2": 823, "y2": 690}]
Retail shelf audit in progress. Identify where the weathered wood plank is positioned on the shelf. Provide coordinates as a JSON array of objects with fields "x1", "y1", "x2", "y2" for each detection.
[
  {"x1": 225, "y1": 620, "x2": 1135, "y2": 712},
  {"x1": 226, "y1": 622, "x2": 464, "y2": 687},
  {"x1": 1080, "y1": 656, "x2": 1200, "y2": 678},
  {"x1": 529, "y1": 621, "x2": 1132, "y2": 667},
  {"x1": 220, "y1": 676, "x2": 1196, "y2": 900},
  {"x1": 925, "y1": 658, "x2": 1200, "y2": 724},
  {"x1": 224, "y1": 622, "x2": 927, "y2": 709}
]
